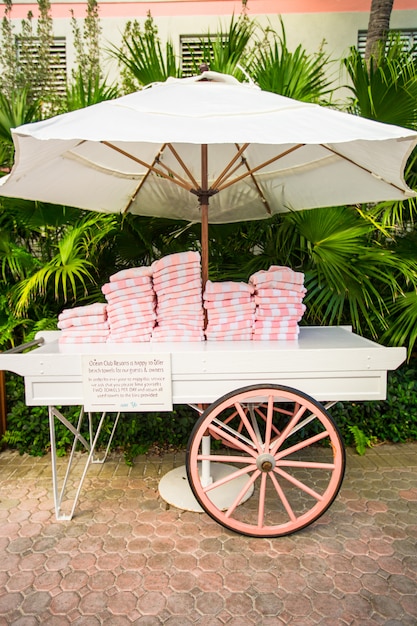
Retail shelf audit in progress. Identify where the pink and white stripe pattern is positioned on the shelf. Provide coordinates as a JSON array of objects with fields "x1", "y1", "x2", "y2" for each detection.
[
  {"x1": 249, "y1": 266, "x2": 306, "y2": 341},
  {"x1": 102, "y1": 266, "x2": 156, "y2": 343},
  {"x1": 151, "y1": 251, "x2": 205, "y2": 342},
  {"x1": 204, "y1": 280, "x2": 255, "y2": 341},
  {"x1": 58, "y1": 303, "x2": 109, "y2": 344}
]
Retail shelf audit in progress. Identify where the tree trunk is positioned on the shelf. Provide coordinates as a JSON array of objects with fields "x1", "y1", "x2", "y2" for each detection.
[{"x1": 364, "y1": 0, "x2": 394, "y2": 63}]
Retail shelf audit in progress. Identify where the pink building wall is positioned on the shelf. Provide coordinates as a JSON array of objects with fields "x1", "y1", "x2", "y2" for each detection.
[{"x1": 5, "y1": 0, "x2": 416, "y2": 19}]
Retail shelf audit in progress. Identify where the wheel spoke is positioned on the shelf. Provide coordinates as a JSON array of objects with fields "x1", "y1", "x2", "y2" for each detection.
[
  {"x1": 275, "y1": 467, "x2": 324, "y2": 501},
  {"x1": 204, "y1": 464, "x2": 256, "y2": 493},
  {"x1": 235, "y1": 402, "x2": 264, "y2": 454},
  {"x1": 224, "y1": 470, "x2": 260, "y2": 518},
  {"x1": 210, "y1": 420, "x2": 257, "y2": 455},
  {"x1": 275, "y1": 430, "x2": 330, "y2": 459},
  {"x1": 257, "y1": 472, "x2": 267, "y2": 528},
  {"x1": 269, "y1": 471, "x2": 297, "y2": 522}
]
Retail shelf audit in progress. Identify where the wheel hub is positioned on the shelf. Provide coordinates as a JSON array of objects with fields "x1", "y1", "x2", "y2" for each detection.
[{"x1": 256, "y1": 453, "x2": 276, "y2": 473}]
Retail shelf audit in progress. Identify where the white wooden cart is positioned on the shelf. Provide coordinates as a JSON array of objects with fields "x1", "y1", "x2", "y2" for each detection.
[{"x1": 0, "y1": 326, "x2": 405, "y2": 537}]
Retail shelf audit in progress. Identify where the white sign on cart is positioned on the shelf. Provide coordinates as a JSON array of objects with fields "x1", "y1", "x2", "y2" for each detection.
[{"x1": 82, "y1": 353, "x2": 172, "y2": 411}]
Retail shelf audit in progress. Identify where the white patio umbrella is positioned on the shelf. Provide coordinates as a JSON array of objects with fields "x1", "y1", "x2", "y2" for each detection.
[{"x1": 1, "y1": 71, "x2": 416, "y2": 285}]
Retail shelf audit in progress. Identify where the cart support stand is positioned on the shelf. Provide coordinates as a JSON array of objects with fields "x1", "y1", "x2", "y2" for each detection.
[{"x1": 48, "y1": 406, "x2": 120, "y2": 520}]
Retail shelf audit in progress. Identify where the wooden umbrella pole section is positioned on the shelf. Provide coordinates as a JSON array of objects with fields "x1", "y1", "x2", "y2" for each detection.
[{"x1": 200, "y1": 144, "x2": 209, "y2": 292}]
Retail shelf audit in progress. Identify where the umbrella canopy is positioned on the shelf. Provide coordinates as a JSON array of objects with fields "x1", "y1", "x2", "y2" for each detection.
[{"x1": 1, "y1": 70, "x2": 417, "y2": 283}]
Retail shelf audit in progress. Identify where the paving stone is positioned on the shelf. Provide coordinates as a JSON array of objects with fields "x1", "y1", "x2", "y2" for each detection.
[{"x1": 0, "y1": 445, "x2": 416, "y2": 623}]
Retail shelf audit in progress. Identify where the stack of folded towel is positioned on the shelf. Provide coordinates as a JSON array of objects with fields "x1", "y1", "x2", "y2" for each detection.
[
  {"x1": 152, "y1": 251, "x2": 205, "y2": 341},
  {"x1": 249, "y1": 266, "x2": 306, "y2": 341},
  {"x1": 102, "y1": 267, "x2": 156, "y2": 342},
  {"x1": 204, "y1": 280, "x2": 255, "y2": 341},
  {"x1": 58, "y1": 303, "x2": 109, "y2": 343}
]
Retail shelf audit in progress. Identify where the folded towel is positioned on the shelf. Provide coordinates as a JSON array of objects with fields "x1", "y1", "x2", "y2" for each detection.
[
  {"x1": 206, "y1": 320, "x2": 253, "y2": 332},
  {"x1": 153, "y1": 269, "x2": 202, "y2": 286},
  {"x1": 59, "y1": 329, "x2": 110, "y2": 337},
  {"x1": 58, "y1": 303, "x2": 107, "y2": 321},
  {"x1": 250, "y1": 267, "x2": 304, "y2": 286},
  {"x1": 252, "y1": 331, "x2": 299, "y2": 341},
  {"x1": 107, "y1": 302, "x2": 155, "y2": 315},
  {"x1": 59, "y1": 335, "x2": 109, "y2": 344},
  {"x1": 109, "y1": 266, "x2": 153, "y2": 282},
  {"x1": 207, "y1": 303, "x2": 255, "y2": 316},
  {"x1": 254, "y1": 280, "x2": 306, "y2": 292},
  {"x1": 151, "y1": 328, "x2": 205, "y2": 342},
  {"x1": 205, "y1": 331, "x2": 253, "y2": 341},
  {"x1": 152, "y1": 251, "x2": 201, "y2": 273},
  {"x1": 155, "y1": 278, "x2": 202, "y2": 296},
  {"x1": 255, "y1": 288, "x2": 306, "y2": 299},
  {"x1": 204, "y1": 297, "x2": 253, "y2": 309},
  {"x1": 156, "y1": 295, "x2": 203, "y2": 310},
  {"x1": 104, "y1": 284, "x2": 155, "y2": 298},
  {"x1": 253, "y1": 319, "x2": 299, "y2": 330},
  {"x1": 255, "y1": 304, "x2": 306, "y2": 317},
  {"x1": 102, "y1": 276, "x2": 152, "y2": 295},
  {"x1": 205, "y1": 313, "x2": 254, "y2": 324},
  {"x1": 204, "y1": 280, "x2": 254, "y2": 296},
  {"x1": 57, "y1": 316, "x2": 109, "y2": 329}
]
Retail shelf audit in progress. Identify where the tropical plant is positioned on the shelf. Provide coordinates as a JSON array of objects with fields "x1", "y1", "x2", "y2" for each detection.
[
  {"x1": 9, "y1": 214, "x2": 117, "y2": 315},
  {"x1": 0, "y1": 0, "x2": 64, "y2": 112},
  {"x1": 109, "y1": 12, "x2": 182, "y2": 91},
  {"x1": 247, "y1": 18, "x2": 334, "y2": 102},
  {"x1": 188, "y1": 13, "x2": 256, "y2": 79},
  {"x1": 0, "y1": 89, "x2": 41, "y2": 171}
]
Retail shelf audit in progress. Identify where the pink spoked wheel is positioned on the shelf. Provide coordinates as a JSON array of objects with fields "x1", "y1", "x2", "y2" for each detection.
[{"x1": 186, "y1": 384, "x2": 345, "y2": 537}]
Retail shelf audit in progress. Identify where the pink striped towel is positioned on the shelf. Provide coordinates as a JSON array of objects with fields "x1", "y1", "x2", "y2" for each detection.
[
  {"x1": 254, "y1": 319, "x2": 299, "y2": 330},
  {"x1": 204, "y1": 297, "x2": 253, "y2": 309},
  {"x1": 204, "y1": 280, "x2": 254, "y2": 296},
  {"x1": 57, "y1": 316, "x2": 108, "y2": 329},
  {"x1": 155, "y1": 278, "x2": 202, "y2": 296},
  {"x1": 255, "y1": 288, "x2": 306, "y2": 298},
  {"x1": 102, "y1": 276, "x2": 152, "y2": 294},
  {"x1": 156, "y1": 295, "x2": 203, "y2": 309},
  {"x1": 249, "y1": 267, "x2": 304, "y2": 286},
  {"x1": 253, "y1": 280, "x2": 306, "y2": 292},
  {"x1": 151, "y1": 328, "x2": 205, "y2": 342},
  {"x1": 109, "y1": 266, "x2": 153, "y2": 282},
  {"x1": 152, "y1": 251, "x2": 201, "y2": 273},
  {"x1": 206, "y1": 320, "x2": 253, "y2": 332},
  {"x1": 252, "y1": 331, "x2": 299, "y2": 341},
  {"x1": 59, "y1": 303, "x2": 107, "y2": 321},
  {"x1": 255, "y1": 304, "x2": 306, "y2": 318},
  {"x1": 59, "y1": 335, "x2": 108, "y2": 344},
  {"x1": 107, "y1": 302, "x2": 155, "y2": 316},
  {"x1": 104, "y1": 285, "x2": 155, "y2": 300},
  {"x1": 205, "y1": 331, "x2": 253, "y2": 341},
  {"x1": 153, "y1": 268, "x2": 202, "y2": 286}
]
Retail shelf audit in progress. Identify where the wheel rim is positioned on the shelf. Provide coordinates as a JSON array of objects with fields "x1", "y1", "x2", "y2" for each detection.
[{"x1": 186, "y1": 385, "x2": 345, "y2": 537}]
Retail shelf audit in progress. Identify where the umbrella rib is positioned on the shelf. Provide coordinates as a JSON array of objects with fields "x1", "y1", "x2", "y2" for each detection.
[
  {"x1": 167, "y1": 144, "x2": 200, "y2": 189},
  {"x1": 210, "y1": 143, "x2": 250, "y2": 190},
  {"x1": 235, "y1": 143, "x2": 272, "y2": 215},
  {"x1": 122, "y1": 143, "x2": 168, "y2": 214},
  {"x1": 101, "y1": 141, "x2": 195, "y2": 193},
  {"x1": 216, "y1": 143, "x2": 305, "y2": 192},
  {"x1": 321, "y1": 144, "x2": 408, "y2": 193}
]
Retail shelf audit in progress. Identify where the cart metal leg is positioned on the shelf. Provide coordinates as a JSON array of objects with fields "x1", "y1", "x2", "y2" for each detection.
[
  {"x1": 48, "y1": 406, "x2": 121, "y2": 520},
  {"x1": 186, "y1": 384, "x2": 345, "y2": 537}
]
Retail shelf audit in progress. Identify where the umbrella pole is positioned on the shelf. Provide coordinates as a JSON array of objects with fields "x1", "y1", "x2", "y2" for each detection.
[{"x1": 201, "y1": 144, "x2": 209, "y2": 291}]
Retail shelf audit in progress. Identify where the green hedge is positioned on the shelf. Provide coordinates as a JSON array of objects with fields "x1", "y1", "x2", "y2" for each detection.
[{"x1": 2, "y1": 363, "x2": 417, "y2": 459}]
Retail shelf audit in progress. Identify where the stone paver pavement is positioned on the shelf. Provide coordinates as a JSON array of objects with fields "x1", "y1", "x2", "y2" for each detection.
[{"x1": 0, "y1": 443, "x2": 416, "y2": 625}]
